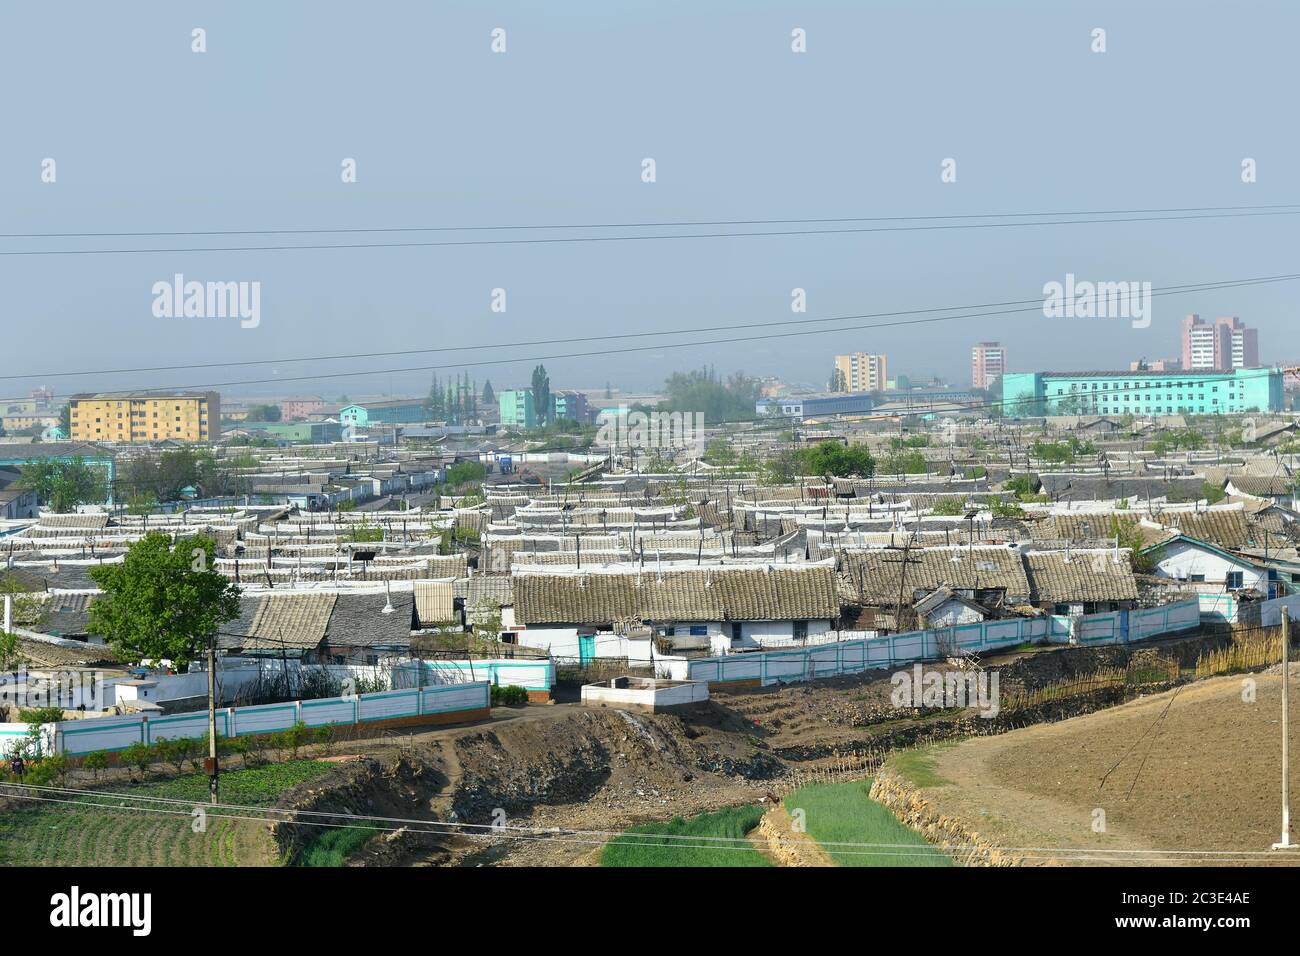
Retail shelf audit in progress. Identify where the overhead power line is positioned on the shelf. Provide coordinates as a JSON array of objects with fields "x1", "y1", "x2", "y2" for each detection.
[
  {"x1": 6, "y1": 201, "x2": 1300, "y2": 240},
  {"x1": 4, "y1": 272, "x2": 1295, "y2": 384},
  {"x1": 3, "y1": 208, "x2": 1300, "y2": 257},
  {"x1": 38, "y1": 272, "x2": 1300, "y2": 397},
  {"x1": 3, "y1": 782, "x2": 1291, "y2": 862}
]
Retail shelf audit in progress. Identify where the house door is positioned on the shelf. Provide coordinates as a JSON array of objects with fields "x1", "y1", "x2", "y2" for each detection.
[{"x1": 578, "y1": 634, "x2": 595, "y2": 664}]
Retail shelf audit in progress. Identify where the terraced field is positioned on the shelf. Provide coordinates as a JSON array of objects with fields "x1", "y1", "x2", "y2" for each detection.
[
  {"x1": 600, "y1": 805, "x2": 771, "y2": 867},
  {"x1": 0, "y1": 761, "x2": 335, "y2": 867},
  {"x1": 783, "y1": 779, "x2": 951, "y2": 866}
]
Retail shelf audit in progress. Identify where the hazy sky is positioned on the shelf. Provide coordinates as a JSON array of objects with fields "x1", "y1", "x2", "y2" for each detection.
[{"x1": 2, "y1": 0, "x2": 1297, "y2": 403}]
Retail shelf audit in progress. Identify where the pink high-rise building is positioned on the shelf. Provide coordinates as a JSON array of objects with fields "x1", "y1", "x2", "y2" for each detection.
[
  {"x1": 1180, "y1": 314, "x2": 1260, "y2": 370},
  {"x1": 971, "y1": 342, "x2": 1006, "y2": 390}
]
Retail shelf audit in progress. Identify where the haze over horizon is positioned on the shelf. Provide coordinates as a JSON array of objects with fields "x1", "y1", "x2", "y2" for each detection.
[{"x1": 4, "y1": 0, "x2": 1299, "y2": 402}]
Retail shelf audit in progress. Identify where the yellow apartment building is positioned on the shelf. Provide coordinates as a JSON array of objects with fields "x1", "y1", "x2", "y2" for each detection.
[
  {"x1": 833, "y1": 352, "x2": 888, "y2": 393},
  {"x1": 1, "y1": 414, "x2": 59, "y2": 431},
  {"x1": 69, "y1": 391, "x2": 221, "y2": 443}
]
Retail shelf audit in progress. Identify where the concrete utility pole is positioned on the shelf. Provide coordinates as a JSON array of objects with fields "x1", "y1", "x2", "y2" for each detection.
[
  {"x1": 1275, "y1": 613, "x2": 1296, "y2": 851},
  {"x1": 207, "y1": 632, "x2": 219, "y2": 806}
]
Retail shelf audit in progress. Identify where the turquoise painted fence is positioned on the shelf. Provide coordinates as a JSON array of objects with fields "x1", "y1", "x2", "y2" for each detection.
[
  {"x1": 52, "y1": 681, "x2": 491, "y2": 757},
  {"x1": 679, "y1": 599, "x2": 1201, "y2": 687}
]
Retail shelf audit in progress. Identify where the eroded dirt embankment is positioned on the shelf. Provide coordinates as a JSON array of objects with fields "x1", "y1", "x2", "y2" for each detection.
[
  {"x1": 868, "y1": 771, "x2": 1029, "y2": 867},
  {"x1": 272, "y1": 630, "x2": 1229, "y2": 866},
  {"x1": 271, "y1": 705, "x2": 788, "y2": 866}
]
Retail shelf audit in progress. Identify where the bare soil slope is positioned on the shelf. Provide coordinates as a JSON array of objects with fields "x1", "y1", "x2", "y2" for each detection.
[{"x1": 906, "y1": 667, "x2": 1300, "y2": 865}]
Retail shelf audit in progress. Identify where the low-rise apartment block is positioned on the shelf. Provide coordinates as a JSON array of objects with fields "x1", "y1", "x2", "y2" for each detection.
[{"x1": 68, "y1": 391, "x2": 220, "y2": 443}]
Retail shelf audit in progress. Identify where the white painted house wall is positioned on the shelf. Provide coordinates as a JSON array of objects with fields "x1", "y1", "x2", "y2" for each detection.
[
  {"x1": 710, "y1": 619, "x2": 834, "y2": 654},
  {"x1": 923, "y1": 600, "x2": 986, "y2": 628},
  {"x1": 1152, "y1": 540, "x2": 1266, "y2": 591}
]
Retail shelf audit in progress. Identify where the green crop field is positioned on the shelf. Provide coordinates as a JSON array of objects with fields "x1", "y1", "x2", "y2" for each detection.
[
  {"x1": 784, "y1": 780, "x2": 952, "y2": 867},
  {"x1": 0, "y1": 760, "x2": 335, "y2": 867},
  {"x1": 600, "y1": 805, "x2": 771, "y2": 867},
  {"x1": 296, "y1": 825, "x2": 378, "y2": 867}
]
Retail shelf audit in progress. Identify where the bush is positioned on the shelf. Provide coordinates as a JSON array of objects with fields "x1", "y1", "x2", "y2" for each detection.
[
  {"x1": 989, "y1": 498, "x2": 1024, "y2": 518},
  {"x1": 879, "y1": 450, "x2": 928, "y2": 475},
  {"x1": 82, "y1": 750, "x2": 109, "y2": 781},
  {"x1": 267, "y1": 730, "x2": 293, "y2": 760},
  {"x1": 491, "y1": 684, "x2": 529, "y2": 707},
  {"x1": 24, "y1": 754, "x2": 70, "y2": 787},
  {"x1": 270, "y1": 721, "x2": 315, "y2": 760},
  {"x1": 314, "y1": 725, "x2": 336, "y2": 757},
  {"x1": 155, "y1": 737, "x2": 193, "y2": 774},
  {"x1": 219, "y1": 735, "x2": 252, "y2": 768},
  {"x1": 121, "y1": 741, "x2": 156, "y2": 775},
  {"x1": 18, "y1": 706, "x2": 65, "y2": 724}
]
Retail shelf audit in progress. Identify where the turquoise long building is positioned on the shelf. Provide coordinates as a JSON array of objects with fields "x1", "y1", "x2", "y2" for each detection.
[{"x1": 1001, "y1": 368, "x2": 1283, "y2": 417}]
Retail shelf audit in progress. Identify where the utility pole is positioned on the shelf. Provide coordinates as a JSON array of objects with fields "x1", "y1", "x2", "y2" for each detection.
[
  {"x1": 1274, "y1": 613, "x2": 1296, "y2": 851},
  {"x1": 207, "y1": 631, "x2": 219, "y2": 805}
]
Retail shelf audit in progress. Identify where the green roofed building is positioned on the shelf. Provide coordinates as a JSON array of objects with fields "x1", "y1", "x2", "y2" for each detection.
[{"x1": 1001, "y1": 368, "x2": 1283, "y2": 418}]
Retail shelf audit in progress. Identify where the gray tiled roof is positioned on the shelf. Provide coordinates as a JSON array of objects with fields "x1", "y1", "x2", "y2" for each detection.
[
  {"x1": 221, "y1": 590, "x2": 414, "y2": 652},
  {"x1": 513, "y1": 565, "x2": 840, "y2": 625},
  {"x1": 1024, "y1": 551, "x2": 1138, "y2": 604},
  {"x1": 841, "y1": 546, "x2": 1032, "y2": 605},
  {"x1": 1228, "y1": 476, "x2": 1295, "y2": 497}
]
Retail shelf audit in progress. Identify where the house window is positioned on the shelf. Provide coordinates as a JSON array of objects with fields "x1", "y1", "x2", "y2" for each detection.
[
  {"x1": 730, "y1": 622, "x2": 743, "y2": 643},
  {"x1": 689, "y1": 625, "x2": 708, "y2": 637},
  {"x1": 793, "y1": 621, "x2": 808, "y2": 642},
  {"x1": 1226, "y1": 571, "x2": 1244, "y2": 589},
  {"x1": 1189, "y1": 574, "x2": 1205, "y2": 583}
]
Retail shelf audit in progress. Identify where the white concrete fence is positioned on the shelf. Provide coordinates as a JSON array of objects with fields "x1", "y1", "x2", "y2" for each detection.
[
  {"x1": 38, "y1": 681, "x2": 490, "y2": 757},
  {"x1": 656, "y1": 599, "x2": 1202, "y2": 687}
]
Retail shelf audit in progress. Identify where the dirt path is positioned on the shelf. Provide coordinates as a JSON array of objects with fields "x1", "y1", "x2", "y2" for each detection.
[{"x1": 756, "y1": 805, "x2": 837, "y2": 867}]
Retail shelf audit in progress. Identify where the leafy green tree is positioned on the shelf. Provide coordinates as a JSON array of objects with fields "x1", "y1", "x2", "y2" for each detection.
[
  {"x1": 1110, "y1": 517, "x2": 1155, "y2": 573},
  {"x1": 659, "y1": 367, "x2": 762, "y2": 423},
  {"x1": 88, "y1": 533, "x2": 241, "y2": 669},
  {"x1": 989, "y1": 498, "x2": 1025, "y2": 518},
  {"x1": 1010, "y1": 390, "x2": 1047, "y2": 418},
  {"x1": 792, "y1": 441, "x2": 876, "y2": 478},
  {"x1": 246, "y1": 403, "x2": 282, "y2": 422},
  {"x1": 345, "y1": 520, "x2": 384, "y2": 543},
  {"x1": 20, "y1": 456, "x2": 108, "y2": 512},
  {"x1": 879, "y1": 450, "x2": 928, "y2": 475},
  {"x1": 126, "y1": 493, "x2": 159, "y2": 515},
  {"x1": 531, "y1": 365, "x2": 552, "y2": 427},
  {"x1": 445, "y1": 460, "x2": 488, "y2": 487},
  {"x1": 1, "y1": 573, "x2": 44, "y2": 660},
  {"x1": 1150, "y1": 428, "x2": 1206, "y2": 455},
  {"x1": 704, "y1": 438, "x2": 737, "y2": 467}
]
